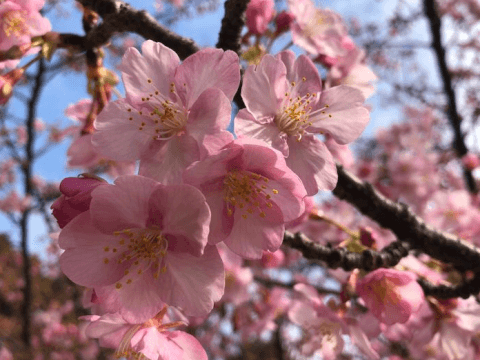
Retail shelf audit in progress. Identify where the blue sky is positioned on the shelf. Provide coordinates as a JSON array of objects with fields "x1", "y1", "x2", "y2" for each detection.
[{"x1": 1, "y1": 0, "x2": 434, "y2": 260}]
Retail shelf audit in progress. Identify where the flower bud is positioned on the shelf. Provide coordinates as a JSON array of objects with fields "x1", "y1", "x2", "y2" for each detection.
[
  {"x1": 0, "y1": 68, "x2": 24, "y2": 105},
  {"x1": 275, "y1": 11, "x2": 294, "y2": 35},
  {"x1": 51, "y1": 174, "x2": 107, "y2": 228}
]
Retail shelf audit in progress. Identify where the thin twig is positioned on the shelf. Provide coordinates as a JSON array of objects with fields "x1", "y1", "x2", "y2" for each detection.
[{"x1": 423, "y1": 0, "x2": 477, "y2": 193}]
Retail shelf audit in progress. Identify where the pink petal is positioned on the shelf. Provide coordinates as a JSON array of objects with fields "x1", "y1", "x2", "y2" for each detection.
[
  {"x1": 262, "y1": 177, "x2": 306, "y2": 222},
  {"x1": 132, "y1": 328, "x2": 183, "y2": 360},
  {"x1": 90, "y1": 176, "x2": 160, "y2": 234},
  {"x1": 157, "y1": 245, "x2": 225, "y2": 316},
  {"x1": 308, "y1": 85, "x2": 370, "y2": 144},
  {"x1": 187, "y1": 87, "x2": 232, "y2": 136},
  {"x1": 170, "y1": 331, "x2": 208, "y2": 360},
  {"x1": 175, "y1": 48, "x2": 240, "y2": 107},
  {"x1": 183, "y1": 143, "x2": 242, "y2": 188},
  {"x1": 205, "y1": 190, "x2": 234, "y2": 245},
  {"x1": 108, "y1": 274, "x2": 168, "y2": 323},
  {"x1": 118, "y1": 40, "x2": 179, "y2": 99},
  {"x1": 146, "y1": 184, "x2": 210, "y2": 257},
  {"x1": 139, "y1": 134, "x2": 200, "y2": 185},
  {"x1": 67, "y1": 135, "x2": 101, "y2": 168},
  {"x1": 187, "y1": 88, "x2": 233, "y2": 159},
  {"x1": 288, "y1": 301, "x2": 319, "y2": 328},
  {"x1": 286, "y1": 134, "x2": 338, "y2": 195},
  {"x1": 224, "y1": 207, "x2": 284, "y2": 259},
  {"x1": 276, "y1": 50, "x2": 296, "y2": 80},
  {"x1": 58, "y1": 212, "x2": 112, "y2": 249},
  {"x1": 241, "y1": 55, "x2": 288, "y2": 121},
  {"x1": 94, "y1": 284, "x2": 166, "y2": 324},
  {"x1": 201, "y1": 132, "x2": 235, "y2": 158},
  {"x1": 234, "y1": 109, "x2": 288, "y2": 156},
  {"x1": 83, "y1": 313, "x2": 129, "y2": 340},
  {"x1": 93, "y1": 99, "x2": 154, "y2": 161},
  {"x1": 60, "y1": 245, "x2": 127, "y2": 287}
]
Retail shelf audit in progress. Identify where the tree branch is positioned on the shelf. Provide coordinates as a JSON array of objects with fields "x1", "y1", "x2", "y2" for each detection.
[
  {"x1": 423, "y1": 0, "x2": 477, "y2": 193},
  {"x1": 20, "y1": 58, "x2": 46, "y2": 350},
  {"x1": 283, "y1": 232, "x2": 411, "y2": 272},
  {"x1": 332, "y1": 164, "x2": 480, "y2": 271},
  {"x1": 76, "y1": 0, "x2": 199, "y2": 59}
]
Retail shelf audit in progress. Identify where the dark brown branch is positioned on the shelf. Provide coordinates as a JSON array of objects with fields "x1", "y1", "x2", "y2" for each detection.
[
  {"x1": 283, "y1": 232, "x2": 411, "y2": 272},
  {"x1": 216, "y1": 0, "x2": 250, "y2": 109},
  {"x1": 418, "y1": 273, "x2": 480, "y2": 299},
  {"x1": 216, "y1": 0, "x2": 250, "y2": 53},
  {"x1": 76, "y1": 0, "x2": 199, "y2": 59},
  {"x1": 20, "y1": 58, "x2": 45, "y2": 350},
  {"x1": 332, "y1": 164, "x2": 480, "y2": 271},
  {"x1": 423, "y1": 0, "x2": 477, "y2": 193}
]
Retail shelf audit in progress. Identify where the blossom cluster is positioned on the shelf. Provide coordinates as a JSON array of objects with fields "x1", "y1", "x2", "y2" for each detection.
[
  {"x1": 17, "y1": 0, "x2": 478, "y2": 358},
  {"x1": 49, "y1": 34, "x2": 373, "y2": 358}
]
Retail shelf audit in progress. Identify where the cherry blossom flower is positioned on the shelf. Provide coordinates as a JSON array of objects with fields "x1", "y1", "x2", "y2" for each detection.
[
  {"x1": 219, "y1": 244, "x2": 253, "y2": 306},
  {"x1": 356, "y1": 268, "x2": 425, "y2": 325},
  {"x1": 235, "y1": 50, "x2": 369, "y2": 195},
  {"x1": 183, "y1": 138, "x2": 306, "y2": 259},
  {"x1": 64, "y1": 99, "x2": 136, "y2": 177},
  {"x1": 0, "y1": 0, "x2": 51, "y2": 53},
  {"x1": 288, "y1": 284, "x2": 348, "y2": 359},
  {"x1": 245, "y1": 0, "x2": 275, "y2": 35},
  {"x1": 287, "y1": 0, "x2": 353, "y2": 58},
  {"x1": 93, "y1": 40, "x2": 240, "y2": 184},
  {"x1": 59, "y1": 175, "x2": 224, "y2": 320},
  {"x1": 325, "y1": 47, "x2": 378, "y2": 99},
  {"x1": 82, "y1": 306, "x2": 207, "y2": 360},
  {"x1": 51, "y1": 174, "x2": 107, "y2": 229}
]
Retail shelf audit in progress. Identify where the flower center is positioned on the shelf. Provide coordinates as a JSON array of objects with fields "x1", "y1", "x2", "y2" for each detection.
[
  {"x1": 127, "y1": 80, "x2": 188, "y2": 140},
  {"x1": 103, "y1": 227, "x2": 169, "y2": 290},
  {"x1": 222, "y1": 170, "x2": 278, "y2": 220},
  {"x1": 2, "y1": 11, "x2": 28, "y2": 37},
  {"x1": 275, "y1": 78, "x2": 331, "y2": 141}
]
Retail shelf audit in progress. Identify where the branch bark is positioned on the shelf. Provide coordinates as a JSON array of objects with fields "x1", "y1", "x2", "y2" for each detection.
[
  {"x1": 76, "y1": 0, "x2": 199, "y2": 59},
  {"x1": 423, "y1": 0, "x2": 477, "y2": 193},
  {"x1": 332, "y1": 164, "x2": 480, "y2": 271},
  {"x1": 20, "y1": 58, "x2": 45, "y2": 349}
]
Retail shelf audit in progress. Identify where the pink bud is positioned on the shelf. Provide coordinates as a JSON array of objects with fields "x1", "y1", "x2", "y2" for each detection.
[
  {"x1": 51, "y1": 174, "x2": 107, "y2": 228},
  {"x1": 359, "y1": 226, "x2": 377, "y2": 249},
  {"x1": 462, "y1": 153, "x2": 480, "y2": 171},
  {"x1": 245, "y1": 0, "x2": 275, "y2": 35},
  {"x1": 0, "y1": 68, "x2": 24, "y2": 105},
  {"x1": 275, "y1": 11, "x2": 294, "y2": 34}
]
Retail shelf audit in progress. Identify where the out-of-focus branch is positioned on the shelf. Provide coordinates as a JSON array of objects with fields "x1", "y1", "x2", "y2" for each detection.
[
  {"x1": 19, "y1": 58, "x2": 45, "y2": 349},
  {"x1": 254, "y1": 275, "x2": 341, "y2": 295},
  {"x1": 332, "y1": 164, "x2": 480, "y2": 271},
  {"x1": 75, "y1": 0, "x2": 199, "y2": 59},
  {"x1": 423, "y1": 0, "x2": 477, "y2": 193},
  {"x1": 283, "y1": 232, "x2": 411, "y2": 271},
  {"x1": 418, "y1": 273, "x2": 480, "y2": 299}
]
